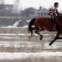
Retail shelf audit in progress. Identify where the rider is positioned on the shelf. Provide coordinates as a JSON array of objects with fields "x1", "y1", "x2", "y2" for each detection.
[
  {"x1": 48, "y1": 2, "x2": 61, "y2": 30},
  {"x1": 48, "y1": 2, "x2": 59, "y2": 23}
]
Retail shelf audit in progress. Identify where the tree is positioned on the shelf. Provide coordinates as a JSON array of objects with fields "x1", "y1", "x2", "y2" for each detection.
[{"x1": 20, "y1": 7, "x2": 36, "y2": 17}]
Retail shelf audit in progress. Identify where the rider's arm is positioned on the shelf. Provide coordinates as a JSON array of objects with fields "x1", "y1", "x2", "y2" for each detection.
[{"x1": 48, "y1": 8, "x2": 54, "y2": 16}]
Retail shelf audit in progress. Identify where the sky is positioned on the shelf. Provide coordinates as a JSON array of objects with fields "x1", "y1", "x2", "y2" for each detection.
[{"x1": 4, "y1": 0, "x2": 62, "y2": 11}]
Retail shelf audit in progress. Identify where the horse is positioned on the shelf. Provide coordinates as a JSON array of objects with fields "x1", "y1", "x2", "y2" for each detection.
[{"x1": 28, "y1": 16, "x2": 62, "y2": 46}]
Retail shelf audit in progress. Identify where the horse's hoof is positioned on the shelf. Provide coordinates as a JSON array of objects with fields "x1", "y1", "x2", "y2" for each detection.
[
  {"x1": 49, "y1": 41, "x2": 53, "y2": 46},
  {"x1": 40, "y1": 35, "x2": 43, "y2": 40},
  {"x1": 58, "y1": 37, "x2": 62, "y2": 39},
  {"x1": 49, "y1": 43, "x2": 52, "y2": 46}
]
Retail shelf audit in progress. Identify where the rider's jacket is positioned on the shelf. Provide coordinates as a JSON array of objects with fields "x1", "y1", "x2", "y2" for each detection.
[{"x1": 48, "y1": 7, "x2": 58, "y2": 17}]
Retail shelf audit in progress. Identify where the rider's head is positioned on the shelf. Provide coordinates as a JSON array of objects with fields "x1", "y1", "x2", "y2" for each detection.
[{"x1": 54, "y1": 2, "x2": 59, "y2": 8}]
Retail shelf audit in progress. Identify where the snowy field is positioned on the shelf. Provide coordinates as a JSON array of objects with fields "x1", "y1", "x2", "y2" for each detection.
[
  {"x1": 0, "y1": 51, "x2": 62, "y2": 60},
  {"x1": 0, "y1": 27, "x2": 61, "y2": 62}
]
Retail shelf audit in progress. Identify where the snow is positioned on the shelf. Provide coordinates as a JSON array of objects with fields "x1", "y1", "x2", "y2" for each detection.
[
  {"x1": 1, "y1": 20, "x2": 22, "y2": 28},
  {"x1": 8, "y1": 20, "x2": 22, "y2": 27},
  {"x1": 0, "y1": 33, "x2": 28, "y2": 36},
  {"x1": 0, "y1": 19, "x2": 29, "y2": 28},
  {"x1": 26, "y1": 20, "x2": 30, "y2": 23},
  {"x1": 0, "y1": 33, "x2": 61, "y2": 49},
  {"x1": 0, "y1": 51, "x2": 62, "y2": 60},
  {"x1": 13, "y1": 20, "x2": 22, "y2": 27},
  {"x1": 0, "y1": 41, "x2": 41, "y2": 48},
  {"x1": 0, "y1": 33, "x2": 50, "y2": 37},
  {"x1": 21, "y1": 25, "x2": 28, "y2": 28},
  {"x1": 0, "y1": 40, "x2": 61, "y2": 49}
]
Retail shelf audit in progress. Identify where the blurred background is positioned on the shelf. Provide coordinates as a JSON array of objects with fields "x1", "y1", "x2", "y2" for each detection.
[{"x1": 0, "y1": 0, "x2": 62, "y2": 27}]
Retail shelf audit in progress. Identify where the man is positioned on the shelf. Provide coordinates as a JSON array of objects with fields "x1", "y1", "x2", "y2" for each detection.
[
  {"x1": 48, "y1": 2, "x2": 59, "y2": 20},
  {"x1": 48, "y1": 2, "x2": 60, "y2": 30}
]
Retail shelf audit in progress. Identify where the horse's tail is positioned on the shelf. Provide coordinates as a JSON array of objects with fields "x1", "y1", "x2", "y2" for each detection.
[{"x1": 28, "y1": 18, "x2": 36, "y2": 32}]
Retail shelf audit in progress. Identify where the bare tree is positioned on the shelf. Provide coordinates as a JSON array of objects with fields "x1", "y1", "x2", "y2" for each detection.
[{"x1": 13, "y1": 0, "x2": 20, "y2": 13}]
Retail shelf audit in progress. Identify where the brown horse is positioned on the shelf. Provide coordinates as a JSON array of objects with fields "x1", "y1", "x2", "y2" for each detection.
[{"x1": 28, "y1": 16, "x2": 62, "y2": 46}]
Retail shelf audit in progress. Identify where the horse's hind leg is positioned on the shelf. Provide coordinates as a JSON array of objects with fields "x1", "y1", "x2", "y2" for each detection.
[
  {"x1": 49, "y1": 32, "x2": 60, "y2": 46},
  {"x1": 35, "y1": 30, "x2": 43, "y2": 40},
  {"x1": 59, "y1": 32, "x2": 62, "y2": 39},
  {"x1": 29, "y1": 29, "x2": 33, "y2": 39},
  {"x1": 55, "y1": 31, "x2": 62, "y2": 39}
]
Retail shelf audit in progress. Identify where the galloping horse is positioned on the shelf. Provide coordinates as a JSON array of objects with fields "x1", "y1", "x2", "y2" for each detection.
[{"x1": 28, "y1": 16, "x2": 62, "y2": 46}]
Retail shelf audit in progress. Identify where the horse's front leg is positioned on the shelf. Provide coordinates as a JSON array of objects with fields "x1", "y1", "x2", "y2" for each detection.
[
  {"x1": 35, "y1": 30, "x2": 43, "y2": 40},
  {"x1": 49, "y1": 32, "x2": 60, "y2": 46}
]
